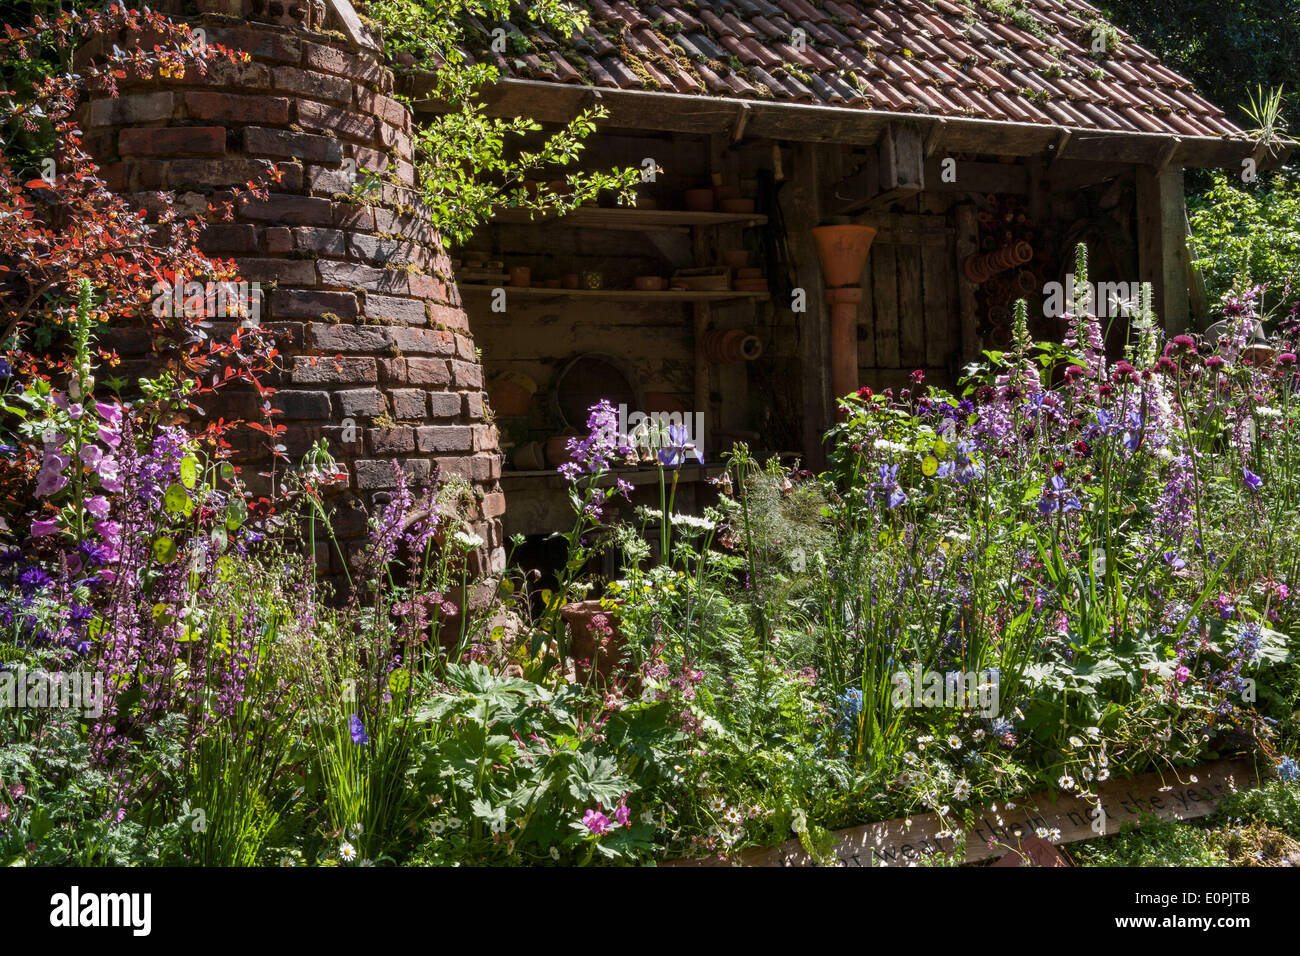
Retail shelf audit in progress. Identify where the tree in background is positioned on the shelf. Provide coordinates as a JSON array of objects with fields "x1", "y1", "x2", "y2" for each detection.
[{"x1": 1099, "y1": 0, "x2": 1300, "y2": 137}]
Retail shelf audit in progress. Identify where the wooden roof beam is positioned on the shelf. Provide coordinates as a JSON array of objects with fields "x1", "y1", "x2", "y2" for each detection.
[{"x1": 403, "y1": 77, "x2": 1280, "y2": 171}]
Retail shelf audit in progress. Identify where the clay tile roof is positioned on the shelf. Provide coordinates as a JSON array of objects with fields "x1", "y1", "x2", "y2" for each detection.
[{"x1": 467, "y1": 0, "x2": 1242, "y2": 137}]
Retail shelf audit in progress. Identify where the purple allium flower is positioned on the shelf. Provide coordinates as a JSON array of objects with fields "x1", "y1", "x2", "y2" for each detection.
[
  {"x1": 582, "y1": 809, "x2": 612, "y2": 835},
  {"x1": 349, "y1": 713, "x2": 369, "y2": 745}
]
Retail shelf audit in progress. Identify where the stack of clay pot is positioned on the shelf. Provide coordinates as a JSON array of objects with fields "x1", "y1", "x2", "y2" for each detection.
[{"x1": 963, "y1": 241, "x2": 1033, "y2": 284}]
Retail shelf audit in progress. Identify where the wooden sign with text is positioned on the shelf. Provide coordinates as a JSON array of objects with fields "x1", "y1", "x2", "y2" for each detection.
[{"x1": 665, "y1": 758, "x2": 1257, "y2": 867}]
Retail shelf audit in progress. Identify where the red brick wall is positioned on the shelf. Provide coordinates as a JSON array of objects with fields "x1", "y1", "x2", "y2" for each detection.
[{"x1": 81, "y1": 2, "x2": 505, "y2": 578}]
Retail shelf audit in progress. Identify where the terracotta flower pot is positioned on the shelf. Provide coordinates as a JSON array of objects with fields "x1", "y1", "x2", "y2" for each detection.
[
  {"x1": 810, "y1": 224, "x2": 877, "y2": 288},
  {"x1": 488, "y1": 371, "x2": 537, "y2": 417},
  {"x1": 684, "y1": 188, "x2": 715, "y2": 212}
]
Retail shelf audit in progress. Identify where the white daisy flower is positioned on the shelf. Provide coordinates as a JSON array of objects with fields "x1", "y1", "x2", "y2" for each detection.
[
  {"x1": 1058, "y1": 774, "x2": 1075, "y2": 790},
  {"x1": 549, "y1": 846, "x2": 560, "y2": 860},
  {"x1": 903, "y1": 751, "x2": 920, "y2": 766},
  {"x1": 339, "y1": 842, "x2": 357, "y2": 862},
  {"x1": 947, "y1": 734, "x2": 962, "y2": 750},
  {"x1": 708, "y1": 795, "x2": 726, "y2": 812},
  {"x1": 952, "y1": 778, "x2": 972, "y2": 801},
  {"x1": 1068, "y1": 736, "x2": 1084, "y2": 748}
]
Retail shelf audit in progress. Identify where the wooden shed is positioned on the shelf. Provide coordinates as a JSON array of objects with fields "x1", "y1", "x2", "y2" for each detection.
[{"x1": 408, "y1": 0, "x2": 1280, "y2": 539}]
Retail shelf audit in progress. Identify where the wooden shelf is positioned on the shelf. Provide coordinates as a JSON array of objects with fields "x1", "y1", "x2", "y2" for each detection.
[
  {"x1": 500, "y1": 463, "x2": 722, "y2": 490},
  {"x1": 458, "y1": 284, "x2": 769, "y2": 303},
  {"x1": 489, "y1": 206, "x2": 768, "y2": 231}
]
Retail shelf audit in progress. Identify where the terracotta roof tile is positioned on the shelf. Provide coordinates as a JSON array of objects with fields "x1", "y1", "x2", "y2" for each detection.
[{"x1": 471, "y1": 0, "x2": 1243, "y2": 138}]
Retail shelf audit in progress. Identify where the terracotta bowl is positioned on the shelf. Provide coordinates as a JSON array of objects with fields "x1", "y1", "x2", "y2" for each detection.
[
  {"x1": 634, "y1": 276, "x2": 668, "y2": 291},
  {"x1": 719, "y1": 198, "x2": 755, "y2": 214},
  {"x1": 684, "y1": 188, "x2": 715, "y2": 212}
]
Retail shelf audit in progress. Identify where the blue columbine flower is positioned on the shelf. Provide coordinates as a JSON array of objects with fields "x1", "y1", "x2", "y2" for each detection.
[
  {"x1": 1121, "y1": 410, "x2": 1144, "y2": 452},
  {"x1": 1037, "y1": 474, "x2": 1081, "y2": 516},
  {"x1": 1276, "y1": 756, "x2": 1299, "y2": 784},
  {"x1": 873, "y1": 463, "x2": 908, "y2": 509},
  {"x1": 349, "y1": 713, "x2": 370, "y2": 745},
  {"x1": 657, "y1": 424, "x2": 702, "y2": 467}
]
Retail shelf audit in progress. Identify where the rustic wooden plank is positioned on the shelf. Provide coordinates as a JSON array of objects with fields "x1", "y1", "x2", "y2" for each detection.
[
  {"x1": 858, "y1": 243, "x2": 876, "y2": 372},
  {"x1": 1136, "y1": 164, "x2": 1191, "y2": 333},
  {"x1": 922, "y1": 241, "x2": 952, "y2": 368},
  {"x1": 406, "y1": 78, "x2": 1264, "y2": 169},
  {"x1": 871, "y1": 243, "x2": 899, "y2": 368},
  {"x1": 783, "y1": 141, "x2": 831, "y2": 470},
  {"x1": 921, "y1": 157, "x2": 1029, "y2": 194},
  {"x1": 954, "y1": 203, "x2": 980, "y2": 361},
  {"x1": 897, "y1": 244, "x2": 925, "y2": 369},
  {"x1": 666, "y1": 758, "x2": 1257, "y2": 867}
]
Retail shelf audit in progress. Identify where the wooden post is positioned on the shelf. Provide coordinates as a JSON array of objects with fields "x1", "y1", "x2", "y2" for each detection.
[
  {"x1": 954, "y1": 203, "x2": 980, "y2": 362},
  {"x1": 1136, "y1": 165, "x2": 1191, "y2": 333},
  {"x1": 782, "y1": 141, "x2": 830, "y2": 471}
]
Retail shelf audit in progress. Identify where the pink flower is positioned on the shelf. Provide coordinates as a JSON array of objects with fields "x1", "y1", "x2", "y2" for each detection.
[
  {"x1": 96, "y1": 457, "x2": 122, "y2": 492},
  {"x1": 97, "y1": 425, "x2": 121, "y2": 449},
  {"x1": 68, "y1": 403, "x2": 83, "y2": 420},
  {"x1": 84, "y1": 496, "x2": 110, "y2": 519},
  {"x1": 614, "y1": 804, "x2": 631, "y2": 827},
  {"x1": 93, "y1": 520, "x2": 121, "y2": 544},
  {"x1": 31, "y1": 518, "x2": 58, "y2": 537},
  {"x1": 95, "y1": 402, "x2": 122, "y2": 424},
  {"x1": 80, "y1": 444, "x2": 103, "y2": 469},
  {"x1": 1175, "y1": 666, "x2": 1190, "y2": 683},
  {"x1": 34, "y1": 470, "x2": 68, "y2": 498},
  {"x1": 582, "y1": 809, "x2": 611, "y2": 836}
]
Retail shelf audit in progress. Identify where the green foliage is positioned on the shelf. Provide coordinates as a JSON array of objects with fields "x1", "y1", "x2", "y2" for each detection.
[
  {"x1": 1188, "y1": 170, "x2": 1300, "y2": 310},
  {"x1": 1098, "y1": 0, "x2": 1300, "y2": 137},
  {"x1": 364, "y1": 0, "x2": 640, "y2": 245}
]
